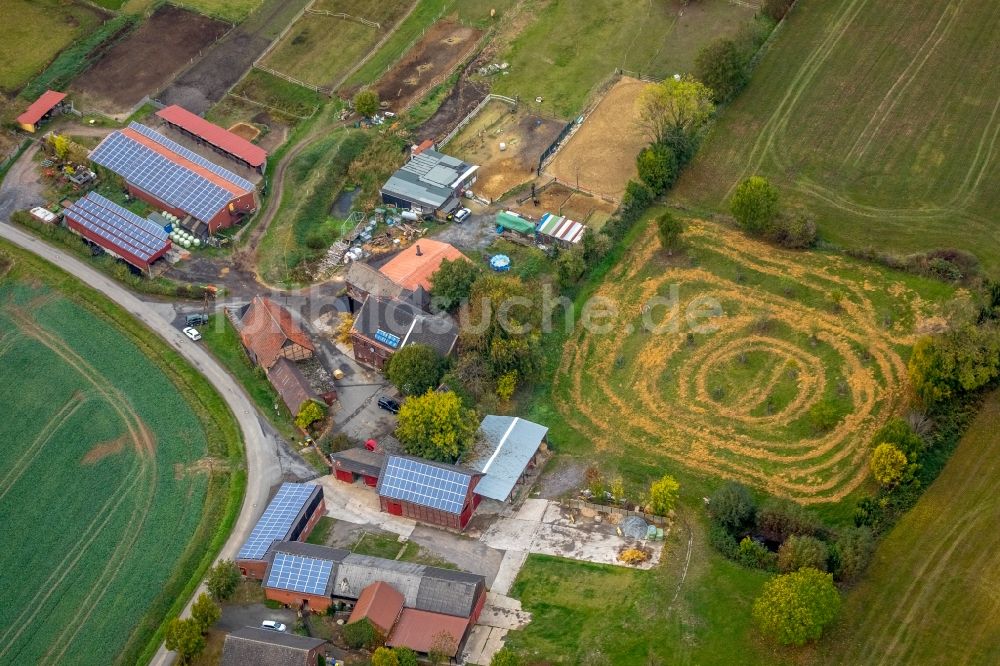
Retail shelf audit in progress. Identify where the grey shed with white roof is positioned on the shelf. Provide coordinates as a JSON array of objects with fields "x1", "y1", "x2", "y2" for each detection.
[{"x1": 466, "y1": 416, "x2": 548, "y2": 502}]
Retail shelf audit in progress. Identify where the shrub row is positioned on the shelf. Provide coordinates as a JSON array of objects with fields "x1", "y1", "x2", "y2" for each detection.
[{"x1": 842, "y1": 245, "x2": 981, "y2": 284}]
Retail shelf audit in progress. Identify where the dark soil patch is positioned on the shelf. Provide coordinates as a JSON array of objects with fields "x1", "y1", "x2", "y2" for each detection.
[
  {"x1": 416, "y1": 66, "x2": 488, "y2": 144},
  {"x1": 373, "y1": 21, "x2": 482, "y2": 114},
  {"x1": 72, "y1": 5, "x2": 227, "y2": 114}
]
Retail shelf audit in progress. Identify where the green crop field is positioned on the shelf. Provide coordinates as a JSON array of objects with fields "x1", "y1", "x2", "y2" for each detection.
[
  {"x1": 0, "y1": 246, "x2": 241, "y2": 665},
  {"x1": 263, "y1": 0, "x2": 411, "y2": 88},
  {"x1": 543, "y1": 211, "x2": 955, "y2": 504},
  {"x1": 672, "y1": 0, "x2": 1000, "y2": 273},
  {"x1": 491, "y1": 0, "x2": 756, "y2": 118},
  {"x1": 0, "y1": 0, "x2": 105, "y2": 92},
  {"x1": 817, "y1": 391, "x2": 1000, "y2": 665}
]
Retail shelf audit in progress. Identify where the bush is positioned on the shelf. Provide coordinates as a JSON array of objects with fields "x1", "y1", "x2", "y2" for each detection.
[
  {"x1": 648, "y1": 474, "x2": 680, "y2": 516},
  {"x1": 695, "y1": 38, "x2": 750, "y2": 103},
  {"x1": 738, "y1": 536, "x2": 777, "y2": 571},
  {"x1": 777, "y1": 534, "x2": 829, "y2": 573},
  {"x1": 206, "y1": 560, "x2": 241, "y2": 601},
  {"x1": 767, "y1": 211, "x2": 817, "y2": 248},
  {"x1": 294, "y1": 400, "x2": 326, "y2": 430},
  {"x1": 656, "y1": 211, "x2": 684, "y2": 254},
  {"x1": 394, "y1": 647, "x2": 419, "y2": 666},
  {"x1": 752, "y1": 568, "x2": 840, "y2": 646},
  {"x1": 830, "y1": 526, "x2": 875, "y2": 582},
  {"x1": 556, "y1": 248, "x2": 587, "y2": 288},
  {"x1": 490, "y1": 647, "x2": 521, "y2": 666},
  {"x1": 708, "y1": 481, "x2": 756, "y2": 532},
  {"x1": 372, "y1": 647, "x2": 399, "y2": 666},
  {"x1": 756, "y1": 499, "x2": 821, "y2": 543},
  {"x1": 808, "y1": 399, "x2": 840, "y2": 432},
  {"x1": 619, "y1": 547, "x2": 650, "y2": 565},
  {"x1": 731, "y1": 176, "x2": 780, "y2": 235},
  {"x1": 386, "y1": 344, "x2": 444, "y2": 396},
  {"x1": 636, "y1": 143, "x2": 679, "y2": 194},
  {"x1": 343, "y1": 617, "x2": 382, "y2": 650},
  {"x1": 869, "y1": 442, "x2": 909, "y2": 487},
  {"x1": 353, "y1": 88, "x2": 380, "y2": 117},
  {"x1": 908, "y1": 326, "x2": 1000, "y2": 409},
  {"x1": 709, "y1": 520, "x2": 740, "y2": 558}
]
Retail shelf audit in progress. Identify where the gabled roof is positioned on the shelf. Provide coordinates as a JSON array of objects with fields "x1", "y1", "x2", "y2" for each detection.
[
  {"x1": 237, "y1": 483, "x2": 322, "y2": 561},
  {"x1": 17, "y1": 90, "x2": 66, "y2": 126},
  {"x1": 63, "y1": 192, "x2": 170, "y2": 262},
  {"x1": 352, "y1": 297, "x2": 458, "y2": 358},
  {"x1": 221, "y1": 627, "x2": 325, "y2": 666},
  {"x1": 387, "y1": 609, "x2": 468, "y2": 656},
  {"x1": 240, "y1": 297, "x2": 315, "y2": 369},
  {"x1": 378, "y1": 239, "x2": 469, "y2": 293},
  {"x1": 330, "y1": 448, "x2": 385, "y2": 478},
  {"x1": 348, "y1": 581, "x2": 405, "y2": 634},
  {"x1": 267, "y1": 357, "x2": 316, "y2": 414},
  {"x1": 156, "y1": 104, "x2": 267, "y2": 167},
  {"x1": 345, "y1": 261, "x2": 410, "y2": 300},
  {"x1": 377, "y1": 455, "x2": 478, "y2": 515},
  {"x1": 466, "y1": 416, "x2": 548, "y2": 501}
]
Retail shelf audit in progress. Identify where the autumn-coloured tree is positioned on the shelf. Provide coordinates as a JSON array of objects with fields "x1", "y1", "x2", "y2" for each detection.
[
  {"x1": 869, "y1": 442, "x2": 908, "y2": 487},
  {"x1": 752, "y1": 568, "x2": 840, "y2": 646},
  {"x1": 395, "y1": 390, "x2": 477, "y2": 462}
]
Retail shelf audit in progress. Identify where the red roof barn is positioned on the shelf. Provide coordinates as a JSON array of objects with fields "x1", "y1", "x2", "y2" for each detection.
[
  {"x1": 156, "y1": 104, "x2": 267, "y2": 171},
  {"x1": 348, "y1": 581, "x2": 405, "y2": 634},
  {"x1": 17, "y1": 90, "x2": 66, "y2": 133},
  {"x1": 377, "y1": 455, "x2": 482, "y2": 530},
  {"x1": 238, "y1": 297, "x2": 315, "y2": 369}
]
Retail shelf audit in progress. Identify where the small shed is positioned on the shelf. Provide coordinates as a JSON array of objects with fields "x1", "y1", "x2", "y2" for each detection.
[
  {"x1": 330, "y1": 448, "x2": 384, "y2": 486},
  {"x1": 17, "y1": 90, "x2": 67, "y2": 133},
  {"x1": 536, "y1": 212, "x2": 586, "y2": 246},
  {"x1": 496, "y1": 210, "x2": 536, "y2": 236},
  {"x1": 465, "y1": 416, "x2": 548, "y2": 502}
]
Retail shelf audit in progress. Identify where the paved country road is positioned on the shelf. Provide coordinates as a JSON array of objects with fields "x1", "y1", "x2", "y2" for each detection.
[{"x1": 0, "y1": 161, "x2": 279, "y2": 665}]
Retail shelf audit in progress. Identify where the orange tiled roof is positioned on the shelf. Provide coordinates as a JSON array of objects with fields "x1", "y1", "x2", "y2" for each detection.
[
  {"x1": 240, "y1": 297, "x2": 314, "y2": 369},
  {"x1": 378, "y1": 239, "x2": 469, "y2": 292},
  {"x1": 348, "y1": 581, "x2": 405, "y2": 634}
]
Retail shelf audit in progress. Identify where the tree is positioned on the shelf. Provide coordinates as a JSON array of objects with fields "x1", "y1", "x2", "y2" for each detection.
[
  {"x1": 762, "y1": 0, "x2": 794, "y2": 21},
  {"x1": 731, "y1": 176, "x2": 780, "y2": 235},
  {"x1": 394, "y1": 647, "x2": 419, "y2": 666},
  {"x1": 695, "y1": 38, "x2": 750, "y2": 103},
  {"x1": 582, "y1": 230, "x2": 612, "y2": 264},
  {"x1": 495, "y1": 370, "x2": 518, "y2": 401},
  {"x1": 869, "y1": 442, "x2": 908, "y2": 487},
  {"x1": 752, "y1": 568, "x2": 841, "y2": 646},
  {"x1": 638, "y1": 76, "x2": 715, "y2": 146},
  {"x1": 353, "y1": 88, "x2": 380, "y2": 117},
  {"x1": 830, "y1": 526, "x2": 874, "y2": 582},
  {"x1": 491, "y1": 647, "x2": 521, "y2": 666},
  {"x1": 295, "y1": 400, "x2": 327, "y2": 430},
  {"x1": 636, "y1": 143, "x2": 679, "y2": 194},
  {"x1": 755, "y1": 499, "x2": 820, "y2": 543},
  {"x1": 336, "y1": 313, "x2": 355, "y2": 344},
  {"x1": 556, "y1": 248, "x2": 586, "y2": 288},
  {"x1": 708, "y1": 481, "x2": 756, "y2": 532},
  {"x1": 430, "y1": 257, "x2": 481, "y2": 311},
  {"x1": 165, "y1": 618, "x2": 206, "y2": 664},
  {"x1": 777, "y1": 535, "x2": 829, "y2": 573},
  {"x1": 372, "y1": 647, "x2": 400, "y2": 666},
  {"x1": 191, "y1": 593, "x2": 220, "y2": 633},
  {"x1": 908, "y1": 326, "x2": 1000, "y2": 409},
  {"x1": 648, "y1": 474, "x2": 680, "y2": 516},
  {"x1": 206, "y1": 560, "x2": 241, "y2": 601},
  {"x1": 463, "y1": 274, "x2": 542, "y2": 382},
  {"x1": 655, "y1": 212, "x2": 684, "y2": 254},
  {"x1": 48, "y1": 133, "x2": 70, "y2": 160},
  {"x1": 395, "y1": 390, "x2": 477, "y2": 461},
  {"x1": 386, "y1": 343, "x2": 444, "y2": 396}
]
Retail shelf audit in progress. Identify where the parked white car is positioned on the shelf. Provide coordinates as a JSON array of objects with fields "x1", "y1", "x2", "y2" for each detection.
[
  {"x1": 182, "y1": 326, "x2": 202, "y2": 341},
  {"x1": 261, "y1": 620, "x2": 287, "y2": 632},
  {"x1": 454, "y1": 207, "x2": 472, "y2": 223}
]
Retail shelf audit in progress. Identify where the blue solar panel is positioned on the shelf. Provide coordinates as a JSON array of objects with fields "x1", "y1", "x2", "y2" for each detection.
[
  {"x1": 127, "y1": 122, "x2": 255, "y2": 192},
  {"x1": 378, "y1": 456, "x2": 471, "y2": 514},
  {"x1": 65, "y1": 193, "x2": 169, "y2": 262},
  {"x1": 265, "y1": 551, "x2": 334, "y2": 596},
  {"x1": 89, "y1": 125, "x2": 253, "y2": 224},
  {"x1": 375, "y1": 329, "x2": 401, "y2": 349},
  {"x1": 238, "y1": 483, "x2": 317, "y2": 561}
]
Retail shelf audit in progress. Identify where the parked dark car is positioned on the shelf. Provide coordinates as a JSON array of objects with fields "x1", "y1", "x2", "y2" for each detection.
[
  {"x1": 377, "y1": 397, "x2": 400, "y2": 414},
  {"x1": 185, "y1": 313, "x2": 209, "y2": 326}
]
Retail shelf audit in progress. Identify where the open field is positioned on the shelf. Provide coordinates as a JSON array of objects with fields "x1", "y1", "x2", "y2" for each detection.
[
  {"x1": 170, "y1": 0, "x2": 261, "y2": 23},
  {"x1": 263, "y1": 0, "x2": 410, "y2": 89},
  {"x1": 0, "y1": 245, "x2": 241, "y2": 665},
  {"x1": 545, "y1": 76, "x2": 649, "y2": 200},
  {"x1": 672, "y1": 0, "x2": 1000, "y2": 273},
  {"x1": 504, "y1": 180, "x2": 617, "y2": 230},
  {"x1": 444, "y1": 99, "x2": 563, "y2": 200},
  {"x1": 72, "y1": 5, "x2": 228, "y2": 115},
  {"x1": 491, "y1": 0, "x2": 756, "y2": 118},
  {"x1": 0, "y1": 0, "x2": 105, "y2": 93},
  {"x1": 373, "y1": 21, "x2": 482, "y2": 113},
  {"x1": 817, "y1": 390, "x2": 1000, "y2": 665},
  {"x1": 551, "y1": 215, "x2": 956, "y2": 503}
]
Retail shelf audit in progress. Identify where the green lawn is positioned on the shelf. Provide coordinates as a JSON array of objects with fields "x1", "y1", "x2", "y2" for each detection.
[
  {"x1": 306, "y1": 516, "x2": 336, "y2": 545},
  {"x1": 491, "y1": 0, "x2": 756, "y2": 118},
  {"x1": 199, "y1": 313, "x2": 297, "y2": 439},
  {"x1": 0, "y1": 0, "x2": 105, "y2": 92},
  {"x1": 672, "y1": 0, "x2": 1000, "y2": 274},
  {"x1": 170, "y1": 0, "x2": 261, "y2": 23},
  {"x1": 352, "y1": 532, "x2": 405, "y2": 559},
  {"x1": 815, "y1": 390, "x2": 1000, "y2": 665},
  {"x1": 0, "y1": 243, "x2": 242, "y2": 666}
]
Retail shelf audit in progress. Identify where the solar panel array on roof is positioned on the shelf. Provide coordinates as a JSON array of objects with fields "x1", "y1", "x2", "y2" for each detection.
[
  {"x1": 374, "y1": 329, "x2": 401, "y2": 349},
  {"x1": 65, "y1": 193, "x2": 169, "y2": 261},
  {"x1": 127, "y1": 122, "x2": 254, "y2": 192},
  {"x1": 266, "y1": 551, "x2": 334, "y2": 596},
  {"x1": 378, "y1": 457, "x2": 472, "y2": 514},
  {"x1": 238, "y1": 483, "x2": 317, "y2": 561}
]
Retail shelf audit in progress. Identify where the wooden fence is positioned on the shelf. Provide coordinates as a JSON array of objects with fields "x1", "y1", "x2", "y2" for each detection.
[{"x1": 305, "y1": 9, "x2": 381, "y2": 29}]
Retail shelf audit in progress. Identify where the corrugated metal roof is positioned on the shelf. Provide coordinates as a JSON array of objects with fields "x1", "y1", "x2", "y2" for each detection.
[
  {"x1": 157, "y1": 104, "x2": 267, "y2": 167},
  {"x1": 221, "y1": 627, "x2": 325, "y2": 666},
  {"x1": 537, "y1": 212, "x2": 586, "y2": 244},
  {"x1": 334, "y1": 555, "x2": 425, "y2": 604},
  {"x1": 467, "y1": 416, "x2": 548, "y2": 502},
  {"x1": 386, "y1": 609, "x2": 467, "y2": 656},
  {"x1": 17, "y1": 90, "x2": 66, "y2": 126},
  {"x1": 381, "y1": 149, "x2": 475, "y2": 210}
]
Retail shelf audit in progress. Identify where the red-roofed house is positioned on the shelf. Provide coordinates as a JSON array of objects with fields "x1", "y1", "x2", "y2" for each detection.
[
  {"x1": 378, "y1": 239, "x2": 469, "y2": 294},
  {"x1": 156, "y1": 105, "x2": 267, "y2": 171},
  {"x1": 17, "y1": 90, "x2": 67, "y2": 133},
  {"x1": 347, "y1": 582, "x2": 404, "y2": 635},
  {"x1": 238, "y1": 297, "x2": 315, "y2": 369}
]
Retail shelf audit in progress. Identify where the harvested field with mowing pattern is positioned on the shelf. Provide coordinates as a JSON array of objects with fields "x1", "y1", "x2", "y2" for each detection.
[
  {"x1": 544, "y1": 76, "x2": 650, "y2": 201},
  {"x1": 552, "y1": 217, "x2": 956, "y2": 503},
  {"x1": 445, "y1": 99, "x2": 564, "y2": 200},
  {"x1": 71, "y1": 5, "x2": 228, "y2": 115}
]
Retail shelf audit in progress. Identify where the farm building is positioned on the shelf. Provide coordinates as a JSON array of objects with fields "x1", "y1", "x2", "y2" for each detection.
[
  {"x1": 236, "y1": 482, "x2": 326, "y2": 579},
  {"x1": 17, "y1": 90, "x2": 67, "y2": 133},
  {"x1": 350, "y1": 296, "x2": 458, "y2": 371},
  {"x1": 88, "y1": 122, "x2": 257, "y2": 234},
  {"x1": 220, "y1": 627, "x2": 327, "y2": 666},
  {"x1": 330, "y1": 448, "x2": 384, "y2": 486},
  {"x1": 156, "y1": 104, "x2": 267, "y2": 172},
  {"x1": 267, "y1": 357, "x2": 319, "y2": 416},
  {"x1": 376, "y1": 455, "x2": 483, "y2": 530},
  {"x1": 466, "y1": 416, "x2": 548, "y2": 502},
  {"x1": 345, "y1": 261, "x2": 412, "y2": 312},
  {"x1": 536, "y1": 212, "x2": 586, "y2": 246},
  {"x1": 63, "y1": 192, "x2": 171, "y2": 274},
  {"x1": 496, "y1": 210, "x2": 536, "y2": 236},
  {"x1": 386, "y1": 608, "x2": 470, "y2": 658},
  {"x1": 238, "y1": 296, "x2": 315, "y2": 369},
  {"x1": 379, "y1": 239, "x2": 469, "y2": 295},
  {"x1": 262, "y1": 541, "x2": 350, "y2": 611},
  {"x1": 380, "y1": 148, "x2": 478, "y2": 217},
  {"x1": 348, "y1": 581, "x2": 404, "y2": 634}
]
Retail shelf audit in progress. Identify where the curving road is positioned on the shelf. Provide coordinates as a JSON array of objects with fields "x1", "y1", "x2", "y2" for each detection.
[{"x1": 0, "y1": 158, "x2": 280, "y2": 664}]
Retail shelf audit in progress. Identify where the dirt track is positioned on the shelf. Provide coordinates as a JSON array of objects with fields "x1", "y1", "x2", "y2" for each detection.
[
  {"x1": 72, "y1": 6, "x2": 227, "y2": 115},
  {"x1": 158, "y1": 0, "x2": 312, "y2": 114},
  {"x1": 416, "y1": 61, "x2": 488, "y2": 144}
]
